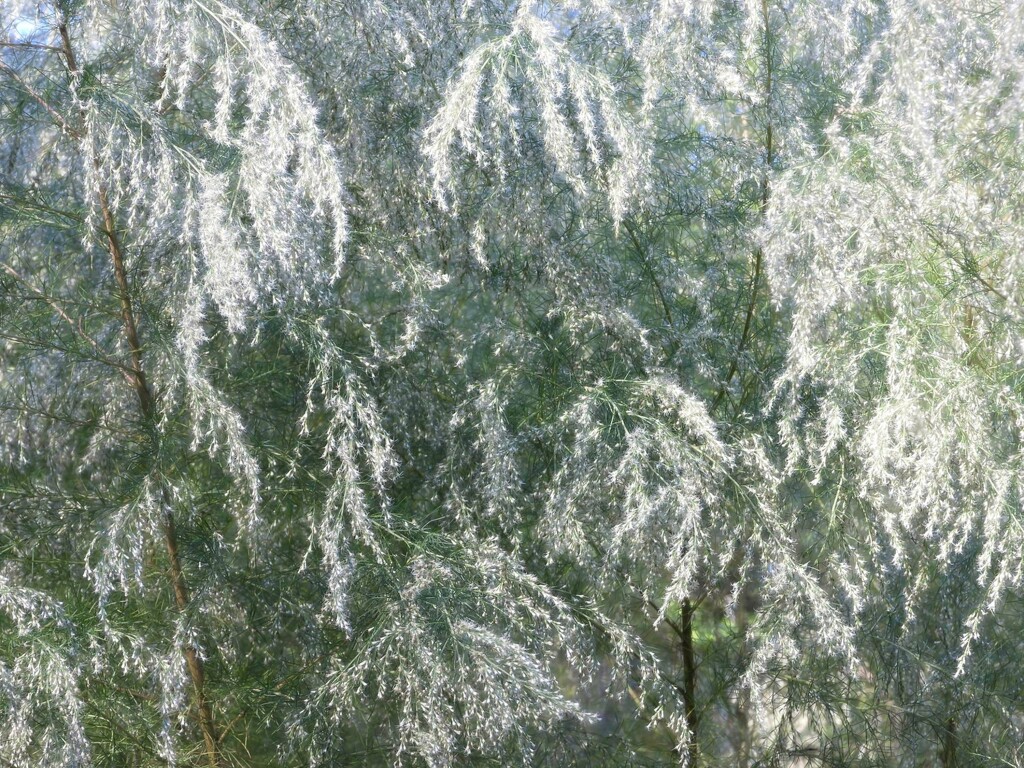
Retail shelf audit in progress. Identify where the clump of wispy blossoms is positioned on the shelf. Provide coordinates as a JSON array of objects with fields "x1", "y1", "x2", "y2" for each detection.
[{"x1": 4, "y1": 0, "x2": 1024, "y2": 766}]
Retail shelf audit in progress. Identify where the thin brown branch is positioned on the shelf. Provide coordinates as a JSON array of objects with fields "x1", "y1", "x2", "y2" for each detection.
[
  {"x1": 940, "y1": 716, "x2": 957, "y2": 767},
  {"x1": 1, "y1": 262, "x2": 133, "y2": 381},
  {"x1": 0, "y1": 59, "x2": 78, "y2": 137},
  {"x1": 164, "y1": 510, "x2": 221, "y2": 765},
  {"x1": 711, "y1": 0, "x2": 775, "y2": 415},
  {"x1": 0, "y1": 40, "x2": 62, "y2": 52},
  {"x1": 925, "y1": 228, "x2": 1013, "y2": 307},
  {"x1": 216, "y1": 652, "x2": 331, "y2": 746},
  {"x1": 58, "y1": 18, "x2": 222, "y2": 768},
  {"x1": 680, "y1": 598, "x2": 700, "y2": 765},
  {"x1": 57, "y1": 21, "x2": 78, "y2": 77},
  {"x1": 624, "y1": 219, "x2": 674, "y2": 327}
]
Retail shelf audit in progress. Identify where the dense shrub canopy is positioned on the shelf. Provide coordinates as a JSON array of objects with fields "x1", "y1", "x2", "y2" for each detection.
[{"x1": 3, "y1": 1, "x2": 1024, "y2": 765}]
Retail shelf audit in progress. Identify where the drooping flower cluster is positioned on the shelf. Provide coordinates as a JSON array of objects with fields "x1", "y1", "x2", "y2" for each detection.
[{"x1": 4, "y1": 0, "x2": 1024, "y2": 766}]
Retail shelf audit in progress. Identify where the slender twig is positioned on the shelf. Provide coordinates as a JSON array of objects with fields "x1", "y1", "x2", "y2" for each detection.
[
  {"x1": 924, "y1": 228, "x2": 1012, "y2": 305},
  {"x1": 624, "y1": 219, "x2": 674, "y2": 326},
  {"x1": 680, "y1": 598, "x2": 700, "y2": 765},
  {"x1": 0, "y1": 41, "x2": 62, "y2": 52},
  {"x1": 711, "y1": 0, "x2": 775, "y2": 416},
  {"x1": 58, "y1": 18, "x2": 222, "y2": 768},
  {"x1": 216, "y1": 652, "x2": 332, "y2": 746},
  {"x1": 82, "y1": 696, "x2": 171, "y2": 766},
  {"x1": 703, "y1": 8, "x2": 777, "y2": 766},
  {"x1": 1, "y1": 262, "x2": 133, "y2": 381},
  {"x1": 940, "y1": 716, "x2": 957, "y2": 767},
  {"x1": 0, "y1": 59, "x2": 78, "y2": 137}
]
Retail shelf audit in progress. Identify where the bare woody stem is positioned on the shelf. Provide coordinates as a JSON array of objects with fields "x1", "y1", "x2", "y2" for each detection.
[
  {"x1": 705, "y1": 5, "x2": 776, "y2": 763},
  {"x1": 680, "y1": 598, "x2": 700, "y2": 765},
  {"x1": 164, "y1": 509, "x2": 221, "y2": 765},
  {"x1": 712, "y1": 0, "x2": 775, "y2": 415},
  {"x1": 58, "y1": 17, "x2": 221, "y2": 768},
  {"x1": 940, "y1": 716, "x2": 957, "y2": 767}
]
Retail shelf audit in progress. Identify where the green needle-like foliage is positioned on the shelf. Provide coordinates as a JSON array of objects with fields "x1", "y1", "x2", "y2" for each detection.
[{"x1": 2, "y1": 1, "x2": 1024, "y2": 766}]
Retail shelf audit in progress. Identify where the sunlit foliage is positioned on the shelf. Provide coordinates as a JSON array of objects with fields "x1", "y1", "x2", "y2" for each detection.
[{"x1": 2, "y1": 1, "x2": 1023, "y2": 766}]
